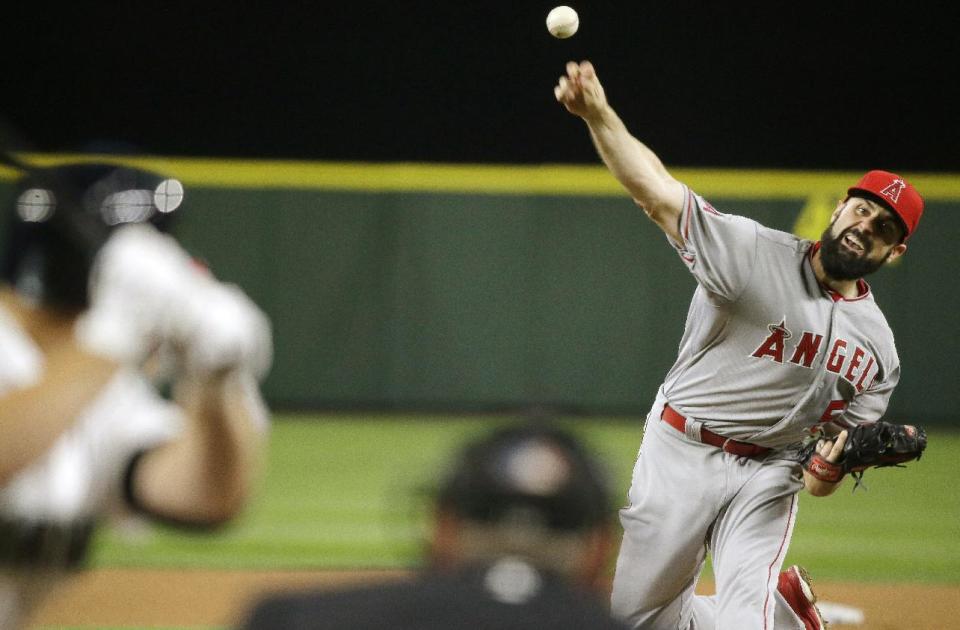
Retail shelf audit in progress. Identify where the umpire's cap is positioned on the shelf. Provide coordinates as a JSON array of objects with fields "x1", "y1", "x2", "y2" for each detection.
[
  {"x1": 437, "y1": 423, "x2": 612, "y2": 532},
  {"x1": 2, "y1": 161, "x2": 184, "y2": 310}
]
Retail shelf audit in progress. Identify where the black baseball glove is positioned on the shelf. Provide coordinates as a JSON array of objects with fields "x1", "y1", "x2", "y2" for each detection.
[{"x1": 799, "y1": 421, "x2": 927, "y2": 487}]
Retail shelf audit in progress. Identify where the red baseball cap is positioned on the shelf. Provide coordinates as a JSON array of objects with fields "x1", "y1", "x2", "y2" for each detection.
[{"x1": 847, "y1": 170, "x2": 924, "y2": 239}]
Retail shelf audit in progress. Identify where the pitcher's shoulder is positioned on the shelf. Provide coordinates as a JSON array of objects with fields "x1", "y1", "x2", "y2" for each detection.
[{"x1": 755, "y1": 225, "x2": 811, "y2": 256}]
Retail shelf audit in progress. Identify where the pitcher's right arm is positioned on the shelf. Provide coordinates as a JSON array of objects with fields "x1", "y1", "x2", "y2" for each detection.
[{"x1": 555, "y1": 61, "x2": 685, "y2": 242}]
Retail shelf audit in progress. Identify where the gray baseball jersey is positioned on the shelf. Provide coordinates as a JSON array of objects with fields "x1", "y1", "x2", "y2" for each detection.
[
  {"x1": 610, "y1": 186, "x2": 898, "y2": 629},
  {"x1": 663, "y1": 186, "x2": 897, "y2": 445}
]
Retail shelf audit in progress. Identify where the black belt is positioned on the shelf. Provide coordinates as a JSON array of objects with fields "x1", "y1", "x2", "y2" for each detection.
[{"x1": 0, "y1": 518, "x2": 94, "y2": 568}]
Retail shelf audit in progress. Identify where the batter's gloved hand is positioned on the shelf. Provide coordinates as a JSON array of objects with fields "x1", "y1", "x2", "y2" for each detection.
[
  {"x1": 75, "y1": 223, "x2": 208, "y2": 365},
  {"x1": 176, "y1": 280, "x2": 273, "y2": 381},
  {"x1": 799, "y1": 421, "x2": 927, "y2": 488}
]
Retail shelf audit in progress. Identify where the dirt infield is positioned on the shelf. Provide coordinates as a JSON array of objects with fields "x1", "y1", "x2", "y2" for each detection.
[{"x1": 30, "y1": 568, "x2": 960, "y2": 629}]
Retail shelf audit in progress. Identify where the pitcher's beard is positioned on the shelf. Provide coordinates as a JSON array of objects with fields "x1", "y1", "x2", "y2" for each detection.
[{"x1": 819, "y1": 226, "x2": 889, "y2": 280}]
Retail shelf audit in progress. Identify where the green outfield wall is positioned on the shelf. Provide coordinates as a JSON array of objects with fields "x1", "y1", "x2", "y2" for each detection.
[{"x1": 2, "y1": 157, "x2": 958, "y2": 423}]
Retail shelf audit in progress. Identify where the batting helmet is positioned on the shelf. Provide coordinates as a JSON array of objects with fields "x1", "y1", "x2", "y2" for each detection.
[{"x1": 1, "y1": 160, "x2": 185, "y2": 311}]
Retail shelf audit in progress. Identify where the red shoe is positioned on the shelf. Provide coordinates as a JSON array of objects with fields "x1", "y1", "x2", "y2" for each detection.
[{"x1": 778, "y1": 565, "x2": 826, "y2": 630}]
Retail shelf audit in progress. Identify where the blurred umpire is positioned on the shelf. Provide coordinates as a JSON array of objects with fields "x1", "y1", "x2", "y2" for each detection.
[
  {"x1": 242, "y1": 422, "x2": 628, "y2": 629},
  {"x1": 0, "y1": 157, "x2": 273, "y2": 629}
]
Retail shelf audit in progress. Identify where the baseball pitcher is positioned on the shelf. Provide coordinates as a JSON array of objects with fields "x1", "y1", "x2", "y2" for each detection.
[{"x1": 555, "y1": 61, "x2": 926, "y2": 630}]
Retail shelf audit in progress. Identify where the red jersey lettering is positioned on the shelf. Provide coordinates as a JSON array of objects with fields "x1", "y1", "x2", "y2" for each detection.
[
  {"x1": 855, "y1": 356, "x2": 877, "y2": 392},
  {"x1": 826, "y1": 339, "x2": 847, "y2": 373},
  {"x1": 751, "y1": 320, "x2": 791, "y2": 363},
  {"x1": 788, "y1": 332, "x2": 824, "y2": 368},
  {"x1": 843, "y1": 346, "x2": 866, "y2": 383}
]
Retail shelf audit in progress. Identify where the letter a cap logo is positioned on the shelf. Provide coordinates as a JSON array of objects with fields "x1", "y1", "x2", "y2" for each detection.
[
  {"x1": 879, "y1": 178, "x2": 905, "y2": 203},
  {"x1": 848, "y1": 170, "x2": 924, "y2": 239}
]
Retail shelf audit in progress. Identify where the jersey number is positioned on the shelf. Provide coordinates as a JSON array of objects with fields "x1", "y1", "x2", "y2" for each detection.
[{"x1": 820, "y1": 400, "x2": 847, "y2": 423}]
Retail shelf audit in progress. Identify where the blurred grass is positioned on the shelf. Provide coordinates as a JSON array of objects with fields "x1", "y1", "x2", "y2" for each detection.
[{"x1": 90, "y1": 414, "x2": 960, "y2": 583}]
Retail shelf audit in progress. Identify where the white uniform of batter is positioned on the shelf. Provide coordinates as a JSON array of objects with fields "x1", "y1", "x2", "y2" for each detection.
[
  {"x1": 609, "y1": 187, "x2": 898, "y2": 629},
  {"x1": 0, "y1": 304, "x2": 183, "y2": 628}
]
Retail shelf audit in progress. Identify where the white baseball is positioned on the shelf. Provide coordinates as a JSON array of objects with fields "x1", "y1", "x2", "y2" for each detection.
[{"x1": 546, "y1": 6, "x2": 579, "y2": 39}]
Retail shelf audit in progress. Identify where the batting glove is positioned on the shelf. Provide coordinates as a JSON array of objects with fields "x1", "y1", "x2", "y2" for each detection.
[{"x1": 75, "y1": 223, "x2": 207, "y2": 365}]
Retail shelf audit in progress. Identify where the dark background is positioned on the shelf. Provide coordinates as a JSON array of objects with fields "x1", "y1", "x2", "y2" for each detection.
[{"x1": 2, "y1": 1, "x2": 957, "y2": 170}]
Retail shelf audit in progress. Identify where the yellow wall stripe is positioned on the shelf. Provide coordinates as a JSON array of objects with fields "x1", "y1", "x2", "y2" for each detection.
[{"x1": 2, "y1": 153, "x2": 958, "y2": 199}]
